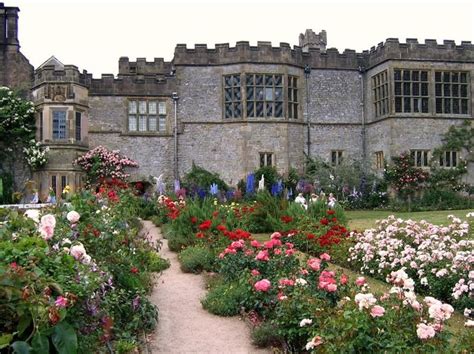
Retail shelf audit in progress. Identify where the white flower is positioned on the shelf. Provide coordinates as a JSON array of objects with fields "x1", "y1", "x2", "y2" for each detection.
[
  {"x1": 354, "y1": 293, "x2": 377, "y2": 310},
  {"x1": 299, "y1": 318, "x2": 313, "y2": 327},
  {"x1": 465, "y1": 320, "x2": 474, "y2": 327},
  {"x1": 24, "y1": 209, "x2": 40, "y2": 223},
  {"x1": 295, "y1": 278, "x2": 308, "y2": 286}
]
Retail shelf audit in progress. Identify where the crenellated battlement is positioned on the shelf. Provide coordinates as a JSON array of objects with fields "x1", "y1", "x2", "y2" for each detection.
[
  {"x1": 89, "y1": 73, "x2": 176, "y2": 96},
  {"x1": 34, "y1": 64, "x2": 90, "y2": 87},
  {"x1": 366, "y1": 38, "x2": 474, "y2": 68},
  {"x1": 118, "y1": 57, "x2": 173, "y2": 75},
  {"x1": 173, "y1": 41, "x2": 364, "y2": 69}
]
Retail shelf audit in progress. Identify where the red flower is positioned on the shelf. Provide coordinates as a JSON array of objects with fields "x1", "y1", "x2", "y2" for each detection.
[
  {"x1": 320, "y1": 218, "x2": 329, "y2": 225},
  {"x1": 280, "y1": 215, "x2": 293, "y2": 224},
  {"x1": 212, "y1": 211, "x2": 219, "y2": 217},
  {"x1": 327, "y1": 210, "x2": 335, "y2": 215},
  {"x1": 130, "y1": 267, "x2": 139, "y2": 274},
  {"x1": 217, "y1": 224, "x2": 227, "y2": 232},
  {"x1": 191, "y1": 216, "x2": 198, "y2": 224},
  {"x1": 93, "y1": 229, "x2": 101, "y2": 237},
  {"x1": 196, "y1": 232, "x2": 205, "y2": 239},
  {"x1": 199, "y1": 220, "x2": 212, "y2": 230},
  {"x1": 307, "y1": 233, "x2": 315, "y2": 240}
]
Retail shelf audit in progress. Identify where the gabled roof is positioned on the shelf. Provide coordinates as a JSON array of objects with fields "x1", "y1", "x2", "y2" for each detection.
[{"x1": 37, "y1": 56, "x2": 64, "y2": 70}]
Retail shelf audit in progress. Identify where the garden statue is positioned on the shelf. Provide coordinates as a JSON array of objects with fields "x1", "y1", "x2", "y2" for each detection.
[
  {"x1": 328, "y1": 192, "x2": 337, "y2": 208},
  {"x1": 258, "y1": 174, "x2": 265, "y2": 191},
  {"x1": 310, "y1": 193, "x2": 319, "y2": 204},
  {"x1": 153, "y1": 174, "x2": 165, "y2": 195}
]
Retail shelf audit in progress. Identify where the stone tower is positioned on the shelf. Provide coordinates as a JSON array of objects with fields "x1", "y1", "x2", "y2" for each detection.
[
  {"x1": 0, "y1": 2, "x2": 33, "y2": 94},
  {"x1": 299, "y1": 29, "x2": 327, "y2": 52}
]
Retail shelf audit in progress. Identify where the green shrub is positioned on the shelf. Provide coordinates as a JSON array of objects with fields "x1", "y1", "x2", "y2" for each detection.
[
  {"x1": 201, "y1": 280, "x2": 248, "y2": 316},
  {"x1": 251, "y1": 322, "x2": 282, "y2": 348},
  {"x1": 179, "y1": 245, "x2": 215, "y2": 273},
  {"x1": 182, "y1": 163, "x2": 229, "y2": 192}
]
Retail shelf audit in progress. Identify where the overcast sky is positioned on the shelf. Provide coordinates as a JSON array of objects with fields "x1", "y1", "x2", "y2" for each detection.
[{"x1": 9, "y1": 0, "x2": 474, "y2": 77}]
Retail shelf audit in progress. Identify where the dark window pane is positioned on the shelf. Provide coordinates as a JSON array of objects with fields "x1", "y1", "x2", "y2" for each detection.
[
  {"x1": 274, "y1": 75, "x2": 282, "y2": 86},
  {"x1": 265, "y1": 75, "x2": 273, "y2": 86},
  {"x1": 435, "y1": 83, "x2": 442, "y2": 96},
  {"x1": 439, "y1": 155, "x2": 444, "y2": 166},
  {"x1": 75, "y1": 112, "x2": 81, "y2": 141},
  {"x1": 234, "y1": 103, "x2": 242, "y2": 117},
  {"x1": 246, "y1": 86, "x2": 254, "y2": 100},
  {"x1": 423, "y1": 152, "x2": 428, "y2": 166},
  {"x1": 404, "y1": 97, "x2": 411, "y2": 112},
  {"x1": 256, "y1": 87, "x2": 264, "y2": 100},
  {"x1": 255, "y1": 75, "x2": 263, "y2": 85},
  {"x1": 460, "y1": 85, "x2": 468, "y2": 97},
  {"x1": 275, "y1": 87, "x2": 283, "y2": 101},
  {"x1": 225, "y1": 88, "x2": 232, "y2": 102},
  {"x1": 446, "y1": 151, "x2": 451, "y2": 167},
  {"x1": 225, "y1": 103, "x2": 233, "y2": 118},
  {"x1": 460, "y1": 73, "x2": 467, "y2": 83},
  {"x1": 247, "y1": 102, "x2": 254, "y2": 117},
  {"x1": 267, "y1": 154, "x2": 272, "y2": 166},
  {"x1": 233, "y1": 75, "x2": 240, "y2": 86},
  {"x1": 394, "y1": 70, "x2": 401, "y2": 81},
  {"x1": 234, "y1": 87, "x2": 241, "y2": 100},
  {"x1": 256, "y1": 102, "x2": 264, "y2": 117},
  {"x1": 331, "y1": 151, "x2": 337, "y2": 165},
  {"x1": 413, "y1": 98, "x2": 419, "y2": 113},
  {"x1": 265, "y1": 102, "x2": 273, "y2": 117},
  {"x1": 452, "y1": 85, "x2": 459, "y2": 97},
  {"x1": 395, "y1": 97, "x2": 402, "y2": 112},
  {"x1": 51, "y1": 176, "x2": 57, "y2": 194},
  {"x1": 435, "y1": 72, "x2": 442, "y2": 82},
  {"x1": 443, "y1": 72, "x2": 450, "y2": 82},
  {"x1": 260, "y1": 154, "x2": 265, "y2": 167},
  {"x1": 420, "y1": 71, "x2": 428, "y2": 81},
  {"x1": 453, "y1": 99, "x2": 459, "y2": 114},
  {"x1": 444, "y1": 98, "x2": 451, "y2": 113},
  {"x1": 436, "y1": 98, "x2": 443, "y2": 113},
  {"x1": 61, "y1": 176, "x2": 67, "y2": 192},
  {"x1": 395, "y1": 82, "x2": 402, "y2": 95},
  {"x1": 412, "y1": 71, "x2": 419, "y2": 81},
  {"x1": 413, "y1": 83, "x2": 420, "y2": 96},
  {"x1": 453, "y1": 151, "x2": 457, "y2": 167},
  {"x1": 246, "y1": 75, "x2": 254, "y2": 86},
  {"x1": 421, "y1": 83, "x2": 428, "y2": 96},
  {"x1": 403, "y1": 82, "x2": 411, "y2": 95},
  {"x1": 444, "y1": 84, "x2": 450, "y2": 96},
  {"x1": 275, "y1": 102, "x2": 283, "y2": 117},
  {"x1": 403, "y1": 71, "x2": 411, "y2": 80},
  {"x1": 461, "y1": 100, "x2": 468, "y2": 114},
  {"x1": 452, "y1": 73, "x2": 459, "y2": 82},
  {"x1": 422, "y1": 98, "x2": 429, "y2": 113},
  {"x1": 225, "y1": 76, "x2": 232, "y2": 86}
]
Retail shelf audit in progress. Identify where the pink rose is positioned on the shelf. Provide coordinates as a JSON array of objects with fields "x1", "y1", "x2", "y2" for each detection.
[
  {"x1": 326, "y1": 283, "x2": 338, "y2": 292},
  {"x1": 307, "y1": 258, "x2": 321, "y2": 271},
  {"x1": 370, "y1": 305, "x2": 385, "y2": 317},
  {"x1": 274, "y1": 249, "x2": 282, "y2": 255},
  {"x1": 270, "y1": 232, "x2": 281, "y2": 239},
  {"x1": 250, "y1": 240, "x2": 261, "y2": 248},
  {"x1": 355, "y1": 277, "x2": 366, "y2": 286},
  {"x1": 340, "y1": 274, "x2": 348, "y2": 285},
  {"x1": 255, "y1": 250, "x2": 270, "y2": 261},
  {"x1": 40, "y1": 214, "x2": 56, "y2": 228},
  {"x1": 66, "y1": 211, "x2": 81, "y2": 223},
  {"x1": 254, "y1": 279, "x2": 271, "y2": 292},
  {"x1": 251, "y1": 269, "x2": 260, "y2": 276},
  {"x1": 320, "y1": 253, "x2": 331, "y2": 261},
  {"x1": 55, "y1": 296, "x2": 68, "y2": 308},
  {"x1": 39, "y1": 225, "x2": 54, "y2": 240},
  {"x1": 285, "y1": 249, "x2": 296, "y2": 256},
  {"x1": 416, "y1": 323, "x2": 436, "y2": 339},
  {"x1": 70, "y1": 244, "x2": 87, "y2": 260}
]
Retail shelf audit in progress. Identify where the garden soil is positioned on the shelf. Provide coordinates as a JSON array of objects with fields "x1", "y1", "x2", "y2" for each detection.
[{"x1": 142, "y1": 221, "x2": 271, "y2": 354}]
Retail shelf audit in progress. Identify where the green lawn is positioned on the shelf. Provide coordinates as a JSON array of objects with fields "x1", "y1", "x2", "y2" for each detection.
[{"x1": 346, "y1": 209, "x2": 473, "y2": 232}]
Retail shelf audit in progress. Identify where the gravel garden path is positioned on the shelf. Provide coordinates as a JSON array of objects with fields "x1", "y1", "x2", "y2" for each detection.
[{"x1": 142, "y1": 221, "x2": 271, "y2": 354}]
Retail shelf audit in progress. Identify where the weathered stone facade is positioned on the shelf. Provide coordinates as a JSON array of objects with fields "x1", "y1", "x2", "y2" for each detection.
[{"x1": 1, "y1": 3, "x2": 474, "y2": 198}]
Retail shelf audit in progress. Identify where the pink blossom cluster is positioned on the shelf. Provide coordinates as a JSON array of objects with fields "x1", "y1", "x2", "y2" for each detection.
[
  {"x1": 38, "y1": 214, "x2": 56, "y2": 240},
  {"x1": 74, "y1": 145, "x2": 139, "y2": 182},
  {"x1": 349, "y1": 214, "x2": 473, "y2": 304}
]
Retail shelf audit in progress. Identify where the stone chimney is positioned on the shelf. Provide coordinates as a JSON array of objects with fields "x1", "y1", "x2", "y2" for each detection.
[{"x1": 299, "y1": 29, "x2": 327, "y2": 53}]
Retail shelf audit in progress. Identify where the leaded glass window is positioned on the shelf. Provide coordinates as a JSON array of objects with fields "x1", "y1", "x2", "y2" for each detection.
[
  {"x1": 246, "y1": 74, "x2": 283, "y2": 118},
  {"x1": 259, "y1": 152, "x2": 274, "y2": 167},
  {"x1": 52, "y1": 110, "x2": 67, "y2": 140},
  {"x1": 288, "y1": 76, "x2": 298, "y2": 119},
  {"x1": 435, "y1": 72, "x2": 469, "y2": 114},
  {"x1": 410, "y1": 150, "x2": 429, "y2": 167},
  {"x1": 224, "y1": 74, "x2": 242, "y2": 118},
  {"x1": 372, "y1": 71, "x2": 389, "y2": 117},
  {"x1": 439, "y1": 151, "x2": 458, "y2": 167},
  {"x1": 394, "y1": 69, "x2": 429, "y2": 113},
  {"x1": 128, "y1": 100, "x2": 167, "y2": 132}
]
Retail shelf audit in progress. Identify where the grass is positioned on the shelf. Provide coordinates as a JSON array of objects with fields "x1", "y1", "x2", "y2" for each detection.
[{"x1": 346, "y1": 209, "x2": 472, "y2": 231}]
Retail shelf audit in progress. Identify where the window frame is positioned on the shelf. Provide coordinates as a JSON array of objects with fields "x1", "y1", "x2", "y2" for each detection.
[
  {"x1": 393, "y1": 69, "x2": 430, "y2": 114},
  {"x1": 375, "y1": 151, "x2": 384, "y2": 169},
  {"x1": 52, "y1": 109, "x2": 68, "y2": 141},
  {"x1": 434, "y1": 71, "x2": 470, "y2": 115},
  {"x1": 410, "y1": 149, "x2": 430, "y2": 167},
  {"x1": 439, "y1": 150, "x2": 459, "y2": 168},
  {"x1": 127, "y1": 99, "x2": 167, "y2": 134},
  {"x1": 331, "y1": 150, "x2": 344, "y2": 166},
  {"x1": 259, "y1": 152, "x2": 274, "y2": 168},
  {"x1": 372, "y1": 71, "x2": 389, "y2": 118}
]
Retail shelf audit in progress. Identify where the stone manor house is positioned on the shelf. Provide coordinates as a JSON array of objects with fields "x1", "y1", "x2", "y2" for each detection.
[{"x1": 1, "y1": 3, "x2": 473, "y2": 199}]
